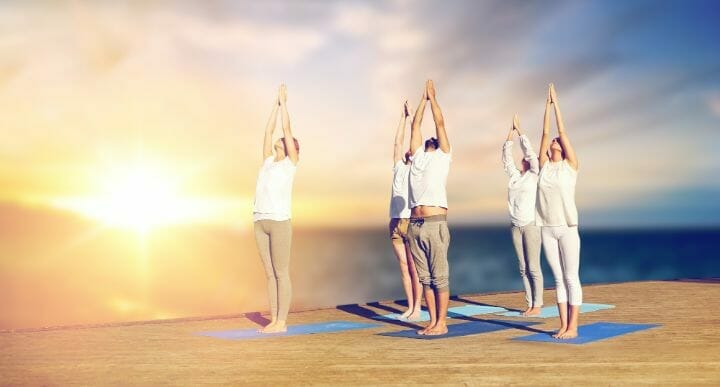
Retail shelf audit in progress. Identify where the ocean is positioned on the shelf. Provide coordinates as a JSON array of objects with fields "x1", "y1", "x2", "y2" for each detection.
[
  {"x1": 289, "y1": 225, "x2": 720, "y2": 310},
  {"x1": 2, "y1": 221, "x2": 719, "y2": 330}
]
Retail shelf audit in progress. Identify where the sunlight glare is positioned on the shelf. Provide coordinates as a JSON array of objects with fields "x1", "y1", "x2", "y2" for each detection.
[{"x1": 53, "y1": 164, "x2": 216, "y2": 233}]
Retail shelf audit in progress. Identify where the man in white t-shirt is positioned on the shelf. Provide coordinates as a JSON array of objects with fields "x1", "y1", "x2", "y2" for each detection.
[
  {"x1": 407, "y1": 80, "x2": 452, "y2": 336},
  {"x1": 503, "y1": 114, "x2": 543, "y2": 316}
]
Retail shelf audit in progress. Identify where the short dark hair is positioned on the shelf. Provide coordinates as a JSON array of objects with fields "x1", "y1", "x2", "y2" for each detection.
[
  {"x1": 425, "y1": 137, "x2": 439, "y2": 149},
  {"x1": 404, "y1": 150, "x2": 412, "y2": 163}
]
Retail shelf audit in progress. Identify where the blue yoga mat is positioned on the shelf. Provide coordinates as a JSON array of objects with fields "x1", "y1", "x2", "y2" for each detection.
[
  {"x1": 377, "y1": 304, "x2": 508, "y2": 322},
  {"x1": 498, "y1": 303, "x2": 615, "y2": 318},
  {"x1": 198, "y1": 320, "x2": 381, "y2": 340},
  {"x1": 379, "y1": 319, "x2": 540, "y2": 340},
  {"x1": 513, "y1": 322, "x2": 660, "y2": 345}
]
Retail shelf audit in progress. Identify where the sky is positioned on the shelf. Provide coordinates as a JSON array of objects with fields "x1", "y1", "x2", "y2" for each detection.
[
  {"x1": 1, "y1": 0, "x2": 720, "y2": 329},
  {"x1": 0, "y1": 0, "x2": 718, "y2": 228}
]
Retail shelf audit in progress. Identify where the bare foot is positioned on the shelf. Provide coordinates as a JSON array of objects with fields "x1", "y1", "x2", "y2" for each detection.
[
  {"x1": 559, "y1": 328, "x2": 578, "y2": 339},
  {"x1": 417, "y1": 322, "x2": 435, "y2": 335},
  {"x1": 261, "y1": 322, "x2": 287, "y2": 334},
  {"x1": 524, "y1": 307, "x2": 541, "y2": 317},
  {"x1": 552, "y1": 326, "x2": 567, "y2": 339},
  {"x1": 521, "y1": 307, "x2": 532, "y2": 316},
  {"x1": 425, "y1": 323, "x2": 448, "y2": 336},
  {"x1": 400, "y1": 309, "x2": 412, "y2": 320},
  {"x1": 406, "y1": 309, "x2": 422, "y2": 322},
  {"x1": 257, "y1": 321, "x2": 276, "y2": 333}
]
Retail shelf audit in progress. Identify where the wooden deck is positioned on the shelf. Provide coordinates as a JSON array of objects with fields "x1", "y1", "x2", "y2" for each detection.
[{"x1": 2, "y1": 280, "x2": 719, "y2": 385}]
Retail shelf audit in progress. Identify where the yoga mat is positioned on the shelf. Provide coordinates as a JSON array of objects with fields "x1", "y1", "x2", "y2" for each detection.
[
  {"x1": 513, "y1": 322, "x2": 660, "y2": 345},
  {"x1": 377, "y1": 304, "x2": 508, "y2": 322},
  {"x1": 198, "y1": 320, "x2": 381, "y2": 340},
  {"x1": 379, "y1": 319, "x2": 540, "y2": 340},
  {"x1": 497, "y1": 303, "x2": 615, "y2": 318}
]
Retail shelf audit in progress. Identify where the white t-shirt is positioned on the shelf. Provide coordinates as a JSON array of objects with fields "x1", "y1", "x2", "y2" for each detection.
[
  {"x1": 536, "y1": 159, "x2": 578, "y2": 227},
  {"x1": 253, "y1": 156, "x2": 297, "y2": 222},
  {"x1": 502, "y1": 135, "x2": 539, "y2": 227},
  {"x1": 389, "y1": 161, "x2": 411, "y2": 219},
  {"x1": 409, "y1": 147, "x2": 451, "y2": 209}
]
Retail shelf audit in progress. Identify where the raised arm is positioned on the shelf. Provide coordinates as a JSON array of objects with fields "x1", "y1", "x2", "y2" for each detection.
[
  {"x1": 550, "y1": 83, "x2": 578, "y2": 170},
  {"x1": 263, "y1": 96, "x2": 280, "y2": 160},
  {"x1": 278, "y1": 84, "x2": 299, "y2": 165},
  {"x1": 410, "y1": 87, "x2": 428, "y2": 154},
  {"x1": 503, "y1": 118, "x2": 520, "y2": 178},
  {"x1": 538, "y1": 85, "x2": 552, "y2": 168},
  {"x1": 393, "y1": 101, "x2": 411, "y2": 163},
  {"x1": 515, "y1": 114, "x2": 540, "y2": 174},
  {"x1": 426, "y1": 80, "x2": 450, "y2": 153}
]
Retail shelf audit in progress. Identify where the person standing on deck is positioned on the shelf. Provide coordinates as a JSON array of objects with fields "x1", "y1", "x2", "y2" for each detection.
[
  {"x1": 537, "y1": 83, "x2": 583, "y2": 339},
  {"x1": 502, "y1": 113, "x2": 544, "y2": 316},
  {"x1": 388, "y1": 100, "x2": 423, "y2": 321},
  {"x1": 253, "y1": 84, "x2": 299, "y2": 334},
  {"x1": 407, "y1": 80, "x2": 452, "y2": 336}
]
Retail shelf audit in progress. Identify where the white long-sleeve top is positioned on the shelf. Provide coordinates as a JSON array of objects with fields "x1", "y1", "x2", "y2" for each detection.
[
  {"x1": 502, "y1": 135, "x2": 539, "y2": 227},
  {"x1": 536, "y1": 159, "x2": 578, "y2": 227}
]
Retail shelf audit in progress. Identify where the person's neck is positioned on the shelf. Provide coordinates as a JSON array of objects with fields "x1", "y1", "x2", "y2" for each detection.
[{"x1": 550, "y1": 152, "x2": 563, "y2": 162}]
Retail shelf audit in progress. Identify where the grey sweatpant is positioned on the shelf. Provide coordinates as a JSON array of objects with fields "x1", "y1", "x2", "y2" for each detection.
[
  {"x1": 511, "y1": 224, "x2": 543, "y2": 307},
  {"x1": 408, "y1": 216, "x2": 451, "y2": 290},
  {"x1": 254, "y1": 219, "x2": 292, "y2": 321}
]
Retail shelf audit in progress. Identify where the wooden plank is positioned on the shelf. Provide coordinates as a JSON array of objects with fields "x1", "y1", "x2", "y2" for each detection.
[{"x1": 1, "y1": 280, "x2": 719, "y2": 385}]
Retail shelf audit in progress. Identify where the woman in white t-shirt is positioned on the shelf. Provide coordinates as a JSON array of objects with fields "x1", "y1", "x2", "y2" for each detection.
[
  {"x1": 388, "y1": 101, "x2": 422, "y2": 321},
  {"x1": 537, "y1": 83, "x2": 582, "y2": 339},
  {"x1": 253, "y1": 84, "x2": 299, "y2": 334}
]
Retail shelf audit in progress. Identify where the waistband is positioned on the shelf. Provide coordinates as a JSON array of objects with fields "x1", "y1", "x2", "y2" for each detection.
[{"x1": 409, "y1": 214, "x2": 447, "y2": 225}]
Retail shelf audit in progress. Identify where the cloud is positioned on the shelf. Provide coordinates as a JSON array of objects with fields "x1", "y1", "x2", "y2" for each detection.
[
  {"x1": 708, "y1": 92, "x2": 720, "y2": 117},
  {"x1": 166, "y1": 12, "x2": 327, "y2": 67},
  {"x1": 0, "y1": 0, "x2": 719, "y2": 227}
]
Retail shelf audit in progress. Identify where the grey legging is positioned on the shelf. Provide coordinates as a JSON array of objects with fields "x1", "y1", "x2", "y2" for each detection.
[
  {"x1": 254, "y1": 219, "x2": 292, "y2": 321},
  {"x1": 511, "y1": 224, "x2": 543, "y2": 307}
]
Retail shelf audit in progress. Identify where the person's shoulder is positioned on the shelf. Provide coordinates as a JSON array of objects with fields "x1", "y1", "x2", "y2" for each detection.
[
  {"x1": 562, "y1": 159, "x2": 578, "y2": 173},
  {"x1": 438, "y1": 147, "x2": 452, "y2": 161},
  {"x1": 394, "y1": 160, "x2": 409, "y2": 170},
  {"x1": 262, "y1": 156, "x2": 275, "y2": 166},
  {"x1": 274, "y1": 156, "x2": 297, "y2": 168},
  {"x1": 285, "y1": 157, "x2": 298, "y2": 167}
]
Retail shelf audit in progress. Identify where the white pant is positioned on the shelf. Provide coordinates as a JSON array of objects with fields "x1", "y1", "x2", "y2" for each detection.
[{"x1": 542, "y1": 225, "x2": 582, "y2": 305}]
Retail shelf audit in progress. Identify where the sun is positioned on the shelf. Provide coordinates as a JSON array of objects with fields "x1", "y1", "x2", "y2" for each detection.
[
  {"x1": 54, "y1": 163, "x2": 211, "y2": 233},
  {"x1": 93, "y1": 167, "x2": 187, "y2": 232}
]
